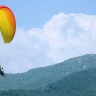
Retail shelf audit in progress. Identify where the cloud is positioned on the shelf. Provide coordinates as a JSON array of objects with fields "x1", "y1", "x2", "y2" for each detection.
[
  {"x1": 43, "y1": 13, "x2": 96, "y2": 62},
  {"x1": 0, "y1": 12, "x2": 96, "y2": 73}
]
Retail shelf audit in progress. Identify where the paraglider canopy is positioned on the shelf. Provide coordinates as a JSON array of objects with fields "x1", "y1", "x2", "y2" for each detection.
[{"x1": 0, "y1": 5, "x2": 16, "y2": 43}]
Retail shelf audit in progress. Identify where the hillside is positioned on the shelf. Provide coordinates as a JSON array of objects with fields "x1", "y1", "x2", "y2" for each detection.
[
  {"x1": 0, "y1": 54, "x2": 96, "y2": 90},
  {"x1": 1, "y1": 67, "x2": 96, "y2": 96},
  {"x1": 44, "y1": 68, "x2": 96, "y2": 96},
  {"x1": 0, "y1": 90, "x2": 46, "y2": 96}
]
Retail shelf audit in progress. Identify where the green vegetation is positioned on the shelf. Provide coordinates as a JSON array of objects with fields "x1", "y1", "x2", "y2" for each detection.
[
  {"x1": 1, "y1": 68, "x2": 96, "y2": 96},
  {"x1": 0, "y1": 54, "x2": 96, "y2": 95},
  {"x1": 0, "y1": 54, "x2": 96, "y2": 90},
  {"x1": 44, "y1": 68, "x2": 96, "y2": 96},
  {"x1": 0, "y1": 90, "x2": 46, "y2": 96}
]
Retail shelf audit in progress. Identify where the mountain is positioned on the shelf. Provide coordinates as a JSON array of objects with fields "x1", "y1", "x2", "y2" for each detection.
[
  {"x1": 44, "y1": 68, "x2": 96, "y2": 96},
  {"x1": 0, "y1": 54, "x2": 96, "y2": 90},
  {"x1": 1, "y1": 67, "x2": 96, "y2": 96}
]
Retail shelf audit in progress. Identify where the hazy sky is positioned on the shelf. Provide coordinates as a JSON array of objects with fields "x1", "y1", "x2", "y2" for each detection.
[{"x1": 0, "y1": 0, "x2": 96, "y2": 73}]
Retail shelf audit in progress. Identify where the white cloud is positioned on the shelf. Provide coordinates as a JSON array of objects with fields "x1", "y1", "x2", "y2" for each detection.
[{"x1": 0, "y1": 12, "x2": 96, "y2": 73}]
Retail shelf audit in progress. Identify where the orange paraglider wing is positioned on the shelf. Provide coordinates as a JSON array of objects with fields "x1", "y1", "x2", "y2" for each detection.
[{"x1": 0, "y1": 5, "x2": 16, "y2": 43}]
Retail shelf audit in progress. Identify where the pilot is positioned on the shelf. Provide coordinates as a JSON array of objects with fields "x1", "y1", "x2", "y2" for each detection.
[{"x1": 0, "y1": 65, "x2": 3, "y2": 72}]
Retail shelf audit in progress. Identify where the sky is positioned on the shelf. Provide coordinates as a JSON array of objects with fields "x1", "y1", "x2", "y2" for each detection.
[{"x1": 0, "y1": 0, "x2": 96, "y2": 73}]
